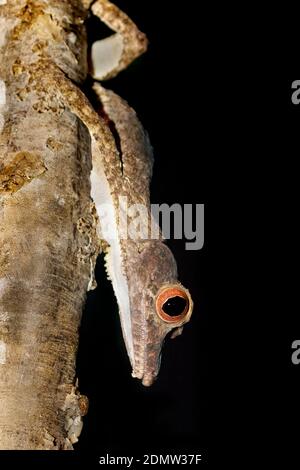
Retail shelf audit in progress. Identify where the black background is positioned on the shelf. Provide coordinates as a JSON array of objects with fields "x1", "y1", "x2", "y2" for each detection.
[{"x1": 280, "y1": 81, "x2": 300, "y2": 464}]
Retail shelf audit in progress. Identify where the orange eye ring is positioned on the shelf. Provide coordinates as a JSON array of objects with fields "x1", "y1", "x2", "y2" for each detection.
[{"x1": 155, "y1": 285, "x2": 193, "y2": 324}]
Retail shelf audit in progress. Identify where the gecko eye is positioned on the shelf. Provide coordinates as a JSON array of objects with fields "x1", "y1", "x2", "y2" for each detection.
[{"x1": 156, "y1": 286, "x2": 191, "y2": 323}]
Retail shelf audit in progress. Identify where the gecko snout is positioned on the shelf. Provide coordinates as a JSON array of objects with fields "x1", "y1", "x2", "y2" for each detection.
[
  {"x1": 130, "y1": 285, "x2": 193, "y2": 387},
  {"x1": 131, "y1": 368, "x2": 159, "y2": 387}
]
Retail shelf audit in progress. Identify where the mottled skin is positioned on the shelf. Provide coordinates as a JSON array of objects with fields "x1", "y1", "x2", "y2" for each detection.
[{"x1": 92, "y1": 85, "x2": 194, "y2": 385}]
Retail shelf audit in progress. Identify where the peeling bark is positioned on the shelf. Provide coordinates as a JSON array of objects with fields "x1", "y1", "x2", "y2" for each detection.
[{"x1": 0, "y1": 0, "x2": 97, "y2": 449}]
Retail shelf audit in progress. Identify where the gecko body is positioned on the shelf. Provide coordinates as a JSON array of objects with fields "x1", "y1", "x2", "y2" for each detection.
[{"x1": 0, "y1": 0, "x2": 193, "y2": 403}]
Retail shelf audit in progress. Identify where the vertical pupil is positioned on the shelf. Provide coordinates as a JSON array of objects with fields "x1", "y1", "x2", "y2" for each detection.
[{"x1": 162, "y1": 296, "x2": 187, "y2": 317}]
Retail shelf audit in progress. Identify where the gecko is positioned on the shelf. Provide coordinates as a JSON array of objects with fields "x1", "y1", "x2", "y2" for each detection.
[
  {"x1": 88, "y1": 1, "x2": 195, "y2": 386},
  {"x1": 1, "y1": 0, "x2": 194, "y2": 389}
]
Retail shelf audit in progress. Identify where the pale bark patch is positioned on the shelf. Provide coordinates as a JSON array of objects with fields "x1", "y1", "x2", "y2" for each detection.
[
  {"x1": 0, "y1": 312, "x2": 9, "y2": 323},
  {"x1": 0, "y1": 341, "x2": 6, "y2": 364},
  {"x1": 0, "y1": 79, "x2": 5, "y2": 133},
  {"x1": 0, "y1": 277, "x2": 8, "y2": 296},
  {"x1": 0, "y1": 17, "x2": 18, "y2": 48},
  {"x1": 0, "y1": 80, "x2": 5, "y2": 106},
  {"x1": 0, "y1": 115, "x2": 4, "y2": 134},
  {"x1": 68, "y1": 32, "x2": 77, "y2": 45}
]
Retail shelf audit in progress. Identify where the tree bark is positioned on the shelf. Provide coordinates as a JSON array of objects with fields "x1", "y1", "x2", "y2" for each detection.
[{"x1": 0, "y1": 0, "x2": 98, "y2": 449}]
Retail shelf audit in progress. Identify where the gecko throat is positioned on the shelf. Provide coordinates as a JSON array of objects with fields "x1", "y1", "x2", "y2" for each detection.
[{"x1": 90, "y1": 138, "x2": 134, "y2": 366}]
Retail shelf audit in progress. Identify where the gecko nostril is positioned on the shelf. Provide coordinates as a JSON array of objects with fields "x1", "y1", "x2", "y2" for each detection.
[{"x1": 162, "y1": 296, "x2": 187, "y2": 317}]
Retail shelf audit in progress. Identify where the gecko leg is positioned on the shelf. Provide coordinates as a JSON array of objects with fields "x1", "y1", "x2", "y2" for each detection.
[
  {"x1": 31, "y1": 61, "x2": 122, "y2": 177},
  {"x1": 90, "y1": 0, "x2": 148, "y2": 80}
]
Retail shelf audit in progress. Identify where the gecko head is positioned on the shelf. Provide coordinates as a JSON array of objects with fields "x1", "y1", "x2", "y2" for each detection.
[{"x1": 125, "y1": 241, "x2": 193, "y2": 386}]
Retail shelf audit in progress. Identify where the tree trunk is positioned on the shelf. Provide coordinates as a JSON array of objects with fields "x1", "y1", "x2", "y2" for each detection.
[{"x1": 0, "y1": 0, "x2": 97, "y2": 449}]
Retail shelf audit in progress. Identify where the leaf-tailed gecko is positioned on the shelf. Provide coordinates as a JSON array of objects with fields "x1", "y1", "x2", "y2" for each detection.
[
  {"x1": 8, "y1": 0, "x2": 195, "y2": 387},
  {"x1": 87, "y1": 0, "x2": 194, "y2": 386}
]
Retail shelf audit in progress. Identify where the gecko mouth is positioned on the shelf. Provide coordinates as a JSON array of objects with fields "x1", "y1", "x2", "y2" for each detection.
[
  {"x1": 131, "y1": 345, "x2": 162, "y2": 387},
  {"x1": 131, "y1": 369, "x2": 157, "y2": 387}
]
